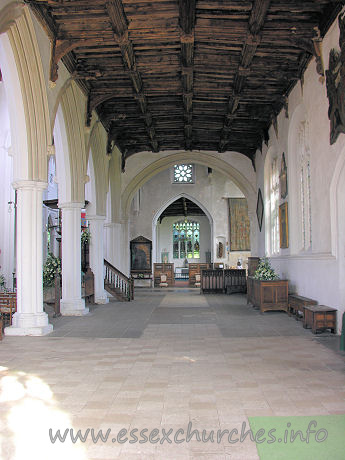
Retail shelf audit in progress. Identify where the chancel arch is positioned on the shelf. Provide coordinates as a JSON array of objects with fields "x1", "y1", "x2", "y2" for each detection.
[
  {"x1": 122, "y1": 151, "x2": 256, "y2": 222},
  {"x1": 151, "y1": 193, "x2": 214, "y2": 266}
]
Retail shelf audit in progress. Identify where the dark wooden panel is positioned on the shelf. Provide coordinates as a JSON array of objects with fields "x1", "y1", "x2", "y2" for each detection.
[{"x1": 153, "y1": 263, "x2": 174, "y2": 287}]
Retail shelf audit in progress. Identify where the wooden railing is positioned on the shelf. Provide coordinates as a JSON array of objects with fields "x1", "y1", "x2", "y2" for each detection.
[
  {"x1": 201, "y1": 269, "x2": 224, "y2": 293},
  {"x1": 104, "y1": 259, "x2": 134, "y2": 301},
  {"x1": 201, "y1": 269, "x2": 247, "y2": 294}
]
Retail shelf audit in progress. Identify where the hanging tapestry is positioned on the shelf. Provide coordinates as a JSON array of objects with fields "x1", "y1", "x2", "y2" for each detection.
[{"x1": 228, "y1": 198, "x2": 251, "y2": 251}]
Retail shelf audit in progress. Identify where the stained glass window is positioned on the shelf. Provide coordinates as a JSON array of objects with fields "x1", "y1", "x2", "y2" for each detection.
[
  {"x1": 173, "y1": 164, "x2": 194, "y2": 183},
  {"x1": 173, "y1": 221, "x2": 200, "y2": 259}
]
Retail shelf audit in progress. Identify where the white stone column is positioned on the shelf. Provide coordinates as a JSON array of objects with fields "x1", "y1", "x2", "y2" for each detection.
[
  {"x1": 121, "y1": 219, "x2": 130, "y2": 276},
  {"x1": 5, "y1": 180, "x2": 53, "y2": 336},
  {"x1": 104, "y1": 222, "x2": 122, "y2": 268},
  {"x1": 59, "y1": 202, "x2": 89, "y2": 316},
  {"x1": 88, "y1": 215, "x2": 108, "y2": 304}
]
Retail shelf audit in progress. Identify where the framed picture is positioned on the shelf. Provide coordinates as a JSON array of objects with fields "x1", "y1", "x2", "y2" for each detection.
[
  {"x1": 256, "y1": 188, "x2": 264, "y2": 232},
  {"x1": 130, "y1": 236, "x2": 152, "y2": 273},
  {"x1": 280, "y1": 152, "x2": 288, "y2": 199},
  {"x1": 279, "y1": 202, "x2": 289, "y2": 248}
]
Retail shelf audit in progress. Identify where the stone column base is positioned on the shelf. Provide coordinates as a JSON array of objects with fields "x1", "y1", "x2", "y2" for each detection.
[
  {"x1": 5, "y1": 312, "x2": 53, "y2": 336},
  {"x1": 60, "y1": 298, "x2": 89, "y2": 316},
  {"x1": 95, "y1": 294, "x2": 109, "y2": 304}
]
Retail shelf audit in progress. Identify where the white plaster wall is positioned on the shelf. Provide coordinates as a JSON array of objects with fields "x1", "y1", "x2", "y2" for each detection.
[
  {"x1": 122, "y1": 150, "x2": 255, "y2": 194},
  {"x1": 129, "y1": 164, "x2": 251, "y2": 267},
  {"x1": 254, "y1": 14, "x2": 345, "y2": 331}
]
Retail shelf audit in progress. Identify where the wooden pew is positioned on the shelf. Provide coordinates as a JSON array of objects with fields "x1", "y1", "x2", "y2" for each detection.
[{"x1": 0, "y1": 292, "x2": 17, "y2": 328}]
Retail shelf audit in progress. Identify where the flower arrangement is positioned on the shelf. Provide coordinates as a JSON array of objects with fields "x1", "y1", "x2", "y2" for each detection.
[
  {"x1": 43, "y1": 253, "x2": 61, "y2": 287},
  {"x1": 253, "y1": 257, "x2": 280, "y2": 281},
  {"x1": 81, "y1": 228, "x2": 91, "y2": 245}
]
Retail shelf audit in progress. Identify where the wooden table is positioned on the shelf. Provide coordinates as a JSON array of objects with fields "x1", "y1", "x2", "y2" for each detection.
[{"x1": 303, "y1": 305, "x2": 337, "y2": 334}]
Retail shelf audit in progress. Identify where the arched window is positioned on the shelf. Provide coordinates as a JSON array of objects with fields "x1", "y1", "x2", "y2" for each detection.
[
  {"x1": 269, "y1": 157, "x2": 280, "y2": 254},
  {"x1": 173, "y1": 221, "x2": 200, "y2": 259},
  {"x1": 298, "y1": 121, "x2": 312, "y2": 250}
]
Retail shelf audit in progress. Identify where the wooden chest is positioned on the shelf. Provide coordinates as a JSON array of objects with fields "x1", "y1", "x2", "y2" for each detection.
[
  {"x1": 247, "y1": 277, "x2": 288, "y2": 313},
  {"x1": 303, "y1": 305, "x2": 337, "y2": 334},
  {"x1": 288, "y1": 294, "x2": 317, "y2": 320}
]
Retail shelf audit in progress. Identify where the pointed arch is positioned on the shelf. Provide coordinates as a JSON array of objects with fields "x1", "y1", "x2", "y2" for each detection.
[
  {"x1": 0, "y1": 5, "x2": 52, "y2": 181},
  {"x1": 122, "y1": 152, "x2": 256, "y2": 220},
  {"x1": 152, "y1": 192, "x2": 214, "y2": 264},
  {"x1": 58, "y1": 80, "x2": 87, "y2": 202},
  {"x1": 88, "y1": 121, "x2": 109, "y2": 216}
]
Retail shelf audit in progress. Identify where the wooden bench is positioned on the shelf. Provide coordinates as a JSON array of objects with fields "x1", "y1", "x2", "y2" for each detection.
[
  {"x1": 303, "y1": 305, "x2": 337, "y2": 334},
  {"x1": 288, "y1": 294, "x2": 317, "y2": 320},
  {"x1": 0, "y1": 292, "x2": 17, "y2": 328}
]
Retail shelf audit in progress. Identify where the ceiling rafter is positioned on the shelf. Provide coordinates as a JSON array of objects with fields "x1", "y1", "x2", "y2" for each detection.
[
  {"x1": 104, "y1": 0, "x2": 159, "y2": 153},
  {"x1": 218, "y1": 0, "x2": 270, "y2": 153},
  {"x1": 26, "y1": 1, "x2": 343, "y2": 162},
  {"x1": 179, "y1": 0, "x2": 196, "y2": 151}
]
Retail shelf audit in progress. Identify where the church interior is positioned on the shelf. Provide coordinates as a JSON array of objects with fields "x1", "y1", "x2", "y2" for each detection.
[{"x1": 0, "y1": 1, "x2": 345, "y2": 458}]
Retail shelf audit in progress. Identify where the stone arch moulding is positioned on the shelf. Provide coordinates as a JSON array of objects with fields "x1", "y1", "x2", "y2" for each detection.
[
  {"x1": 0, "y1": 4, "x2": 52, "y2": 182},
  {"x1": 330, "y1": 143, "x2": 345, "y2": 258},
  {"x1": 0, "y1": 1, "x2": 25, "y2": 35},
  {"x1": 122, "y1": 152, "x2": 256, "y2": 220},
  {"x1": 88, "y1": 121, "x2": 109, "y2": 217},
  {"x1": 151, "y1": 192, "x2": 214, "y2": 264},
  {"x1": 57, "y1": 80, "x2": 87, "y2": 203},
  {"x1": 85, "y1": 147, "x2": 97, "y2": 217}
]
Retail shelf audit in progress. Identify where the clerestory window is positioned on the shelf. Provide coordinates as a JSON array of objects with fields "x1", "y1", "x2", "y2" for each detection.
[{"x1": 173, "y1": 164, "x2": 194, "y2": 183}]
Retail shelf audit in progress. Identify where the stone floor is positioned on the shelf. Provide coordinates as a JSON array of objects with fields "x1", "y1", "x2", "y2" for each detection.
[{"x1": 0, "y1": 289, "x2": 344, "y2": 459}]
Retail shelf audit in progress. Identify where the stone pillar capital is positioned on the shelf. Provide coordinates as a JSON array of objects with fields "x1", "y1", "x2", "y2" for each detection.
[
  {"x1": 12, "y1": 180, "x2": 48, "y2": 191},
  {"x1": 58, "y1": 201, "x2": 84, "y2": 210}
]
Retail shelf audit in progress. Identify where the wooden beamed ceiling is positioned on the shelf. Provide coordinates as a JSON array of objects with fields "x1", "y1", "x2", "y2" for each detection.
[
  {"x1": 158, "y1": 197, "x2": 206, "y2": 222},
  {"x1": 27, "y1": 0, "x2": 344, "y2": 163}
]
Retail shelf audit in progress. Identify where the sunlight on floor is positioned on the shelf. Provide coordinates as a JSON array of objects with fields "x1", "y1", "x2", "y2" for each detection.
[{"x1": 0, "y1": 367, "x2": 87, "y2": 460}]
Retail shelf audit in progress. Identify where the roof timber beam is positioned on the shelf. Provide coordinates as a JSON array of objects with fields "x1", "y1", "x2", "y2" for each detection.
[
  {"x1": 179, "y1": 0, "x2": 196, "y2": 151},
  {"x1": 97, "y1": 0, "x2": 159, "y2": 153},
  {"x1": 218, "y1": 0, "x2": 271, "y2": 154}
]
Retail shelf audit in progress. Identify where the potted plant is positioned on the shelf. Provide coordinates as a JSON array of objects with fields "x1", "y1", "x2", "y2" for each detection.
[
  {"x1": 43, "y1": 253, "x2": 61, "y2": 302},
  {"x1": 247, "y1": 257, "x2": 288, "y2": 313}
]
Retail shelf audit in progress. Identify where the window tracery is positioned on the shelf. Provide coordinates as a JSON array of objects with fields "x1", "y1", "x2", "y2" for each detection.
[
  {"x1": 173, "y1": 221, "x2": 200, "y2": 259},
  {"x1": 173, "y1": 164, "x2": 194, "y2": 183}
]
